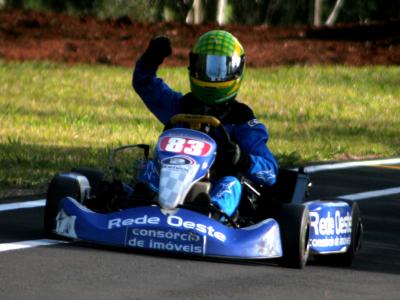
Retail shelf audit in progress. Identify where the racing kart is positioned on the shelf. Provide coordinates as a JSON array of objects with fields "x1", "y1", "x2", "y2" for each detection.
[{"x1": 44, "y1": 114, "x2": 362, "y2": 268}]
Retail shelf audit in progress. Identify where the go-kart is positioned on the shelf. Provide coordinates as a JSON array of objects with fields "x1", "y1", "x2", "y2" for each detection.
[{"x1": 44, "y1": 114, "x2": 362, "y2": 268}]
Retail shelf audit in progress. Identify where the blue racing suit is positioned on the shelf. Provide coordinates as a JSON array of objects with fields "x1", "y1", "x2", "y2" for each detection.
[{"x1": 132, "y1": 58, "x2": 278, "y2": 217}]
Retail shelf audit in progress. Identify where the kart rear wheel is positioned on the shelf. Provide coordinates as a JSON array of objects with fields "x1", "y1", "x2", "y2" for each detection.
[
  {"x1": 277, "y1": 203, "x2": 310, "y2": 269},
  {"x1": 44, "y1": 173, "x2": 89, "y2": 235},
  {"x1": 314, "y1": 200, "x2": 363, "y2": 267}
]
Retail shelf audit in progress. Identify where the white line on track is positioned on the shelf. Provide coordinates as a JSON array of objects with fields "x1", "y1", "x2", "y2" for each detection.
[
  {"x1": 0, "y1": 199, "x2": 45, "y2": 212},
  {"x1": 303, "y1": 157, "x2": 400, "y2": 173},
  {"x1": 0, "y1": 239, "x2": 68, "y2": 253},
  {"x1": 334, "y1": 187, "x2": 400, "y2": 201}
]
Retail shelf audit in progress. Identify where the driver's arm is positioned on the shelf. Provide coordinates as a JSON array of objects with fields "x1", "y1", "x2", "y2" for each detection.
[
  {"x1": 234, "y1": 121, "x2": 278, "y2": 186},
  {"x1": 132, "y1": 57, "x2": 182, "y2": 125},
  {"x1": 217, "y1": 102, "x2": 278, "y2": 186}
]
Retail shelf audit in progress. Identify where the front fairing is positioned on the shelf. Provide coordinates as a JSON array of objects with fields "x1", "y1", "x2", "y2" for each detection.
[
  {"x1": 156, "y1": 128, "x2": 216, "y2": 209},
  {"x1": 55, "y1": 197, "x2": 282, "y2": 260}
]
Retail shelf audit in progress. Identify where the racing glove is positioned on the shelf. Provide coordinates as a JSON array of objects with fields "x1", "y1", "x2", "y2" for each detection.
[
  {"x1": 141, "y1": 36, "x2": 172, "y2": 68},
  {"x1": 215, "y1": 141, "x2": 251, "y2": 176}
]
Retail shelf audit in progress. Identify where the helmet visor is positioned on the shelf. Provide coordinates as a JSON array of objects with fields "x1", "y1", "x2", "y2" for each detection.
[{"x1": 189, "y1": 53, "x2": 245, "y2": 82}]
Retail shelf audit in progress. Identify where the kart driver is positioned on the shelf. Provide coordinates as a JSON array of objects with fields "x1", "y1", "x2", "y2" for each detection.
[{"x1": 132, "y1": 30, "x2": 278, "y2": 219}]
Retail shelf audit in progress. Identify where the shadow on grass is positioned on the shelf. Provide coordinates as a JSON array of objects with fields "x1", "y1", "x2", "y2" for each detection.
[{"x1": 0, "y1": 143, "x2": 110, "y2": 193}]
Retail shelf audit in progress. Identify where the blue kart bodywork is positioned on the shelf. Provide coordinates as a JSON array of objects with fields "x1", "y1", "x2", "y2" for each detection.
[
  {"x1": 51, "y1": 174, "x2": 360, "y2": 264},
  {"x1": 55, "y1": 196, "x2": 282, "y2": 259}
]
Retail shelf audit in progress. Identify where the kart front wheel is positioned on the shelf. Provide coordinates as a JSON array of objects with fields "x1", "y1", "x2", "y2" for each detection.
[
  {"x1": 277, "y1": 203, "x2": 310, "y2": 269},
  {"x1": 43, "y1": 173, "x2": 90, "y2": 235},
  {"x1": 71, "y1": 167, "x2": 105, "y2": 197}
]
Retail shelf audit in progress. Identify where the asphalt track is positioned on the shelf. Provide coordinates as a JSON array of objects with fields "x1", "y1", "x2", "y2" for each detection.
[{"x1": 1, "y1": 162, "x2": 400, "y2": 299}]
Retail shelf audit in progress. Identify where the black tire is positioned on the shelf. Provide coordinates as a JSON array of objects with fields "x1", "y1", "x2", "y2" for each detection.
[
  {"x1": 314, "y1": 200, "x2": 363, "y2": 267},
  {"x1": 277, "y1": 203, "x2": 310, "y2": 269},
  {"x1": 71, "y1": 167, "x2": 105, "y2": 197},
  {"x1": 43, "y1": 173, "x2": 89, "y2": 236}
]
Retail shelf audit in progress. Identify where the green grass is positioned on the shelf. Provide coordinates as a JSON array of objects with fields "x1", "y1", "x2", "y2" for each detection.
[
  {"x1": 244, "y1": 66, "x2": 400, "y2": 163},
  {"x1": 1, "y1": 60, "x2": 399, "y2": 194}
]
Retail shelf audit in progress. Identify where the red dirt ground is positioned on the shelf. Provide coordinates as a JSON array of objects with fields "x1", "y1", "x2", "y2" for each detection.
[{"x1": 1, "y1": 10, "x2": 399, "y2": 67}]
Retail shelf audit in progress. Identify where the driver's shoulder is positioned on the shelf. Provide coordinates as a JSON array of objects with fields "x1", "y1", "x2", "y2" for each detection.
[{"x1": 226, "y1": 100, "x2": 256, "y2": 125}]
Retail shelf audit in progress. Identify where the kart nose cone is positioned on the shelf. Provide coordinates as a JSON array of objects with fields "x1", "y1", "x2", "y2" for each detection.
[{"x1": 158, "y1": 162, "x2": 199, "y2": 210}]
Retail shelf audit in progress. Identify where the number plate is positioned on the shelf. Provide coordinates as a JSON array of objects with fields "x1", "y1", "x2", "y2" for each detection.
[{"x1": 159, "y1": 136, "x2": 212, "y2": 156}]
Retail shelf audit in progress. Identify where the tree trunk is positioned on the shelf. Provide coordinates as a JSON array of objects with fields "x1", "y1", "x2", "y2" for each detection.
[
  {"x1": 216, "y1": 0, "x2": 226, "y2": 25},
  {"x1": 325, "y1": 0, "x2": 345, "y2": 26},
  {"x1": 193, "y1": 0, "x2": 203, "y2": 24},
  {"x1": 314, "y1": 0, "x2": 321, "y2": 26}
]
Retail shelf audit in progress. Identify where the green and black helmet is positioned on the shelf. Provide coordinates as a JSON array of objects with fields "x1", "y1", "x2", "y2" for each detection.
[{"x1": 189, "y1": 30, "x2": 245, "y2": 105}]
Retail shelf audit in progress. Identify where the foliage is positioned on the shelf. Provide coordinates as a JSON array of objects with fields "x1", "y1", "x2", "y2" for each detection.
[
  {"x1": 95, "y1": 0, "x2": 162, "y2": 22},
  {"x1": 2, "y1": 0, "x2": 399, "y2": 24},
  {"x1": 338, "y1": 0, "x2": 400, "y2": 23},
  {"x1": 230, "y1": 0, "x2": 311, "y2": 25},
  {"x1": 1, "y1": 61, "x2": 399, "y2": 193}
]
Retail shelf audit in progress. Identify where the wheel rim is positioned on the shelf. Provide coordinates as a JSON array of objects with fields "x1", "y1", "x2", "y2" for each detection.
[{"x1": 302, "y1": 220, "x2": 311, "y2": 264}]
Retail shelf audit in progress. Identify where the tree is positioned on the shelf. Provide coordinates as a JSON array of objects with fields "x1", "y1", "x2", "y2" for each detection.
[
  {"x1": 186, "y1": 0, "x2": 202, "y2": 24},
  {"x1": 216, "y1": 0, "x2": 227, "y2": 25},
  {"x1": 185, "y1": 0, "x2": 223, "y2": 25},
  {"x1": 314, "y1": 0, "x2": 321, "y2": 26},
  {"x1": 264, "y1": 0, "x2": 310, "y2": 26},
  {"x1": 325, "y1": 0, "x2": 345, "y2": 25},
  {"x1": 2, "y1": 0, "x2": 398, "y2": 25},
  {"x1": 314, "y1": 0, "x2": 346, "y2": 26},
  {"x1": 231, "y1": 0, "x2": 270, "y2": 24},
  {"x1": 161, "y1": 0, "x2": 193, "y2": 22}
]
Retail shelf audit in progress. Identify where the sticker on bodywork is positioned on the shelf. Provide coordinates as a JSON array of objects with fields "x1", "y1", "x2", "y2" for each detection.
[
  {"x1": 307, "y1": 201, "x2": 352, "y2": 253},
  {"x1": 125, "y1": 227, "x2": 206, "y2": 255}
]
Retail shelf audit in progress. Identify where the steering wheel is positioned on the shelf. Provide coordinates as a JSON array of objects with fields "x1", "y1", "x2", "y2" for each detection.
[{"x1": 167, "y1": 114, "x2": 232, "y2": 147}]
